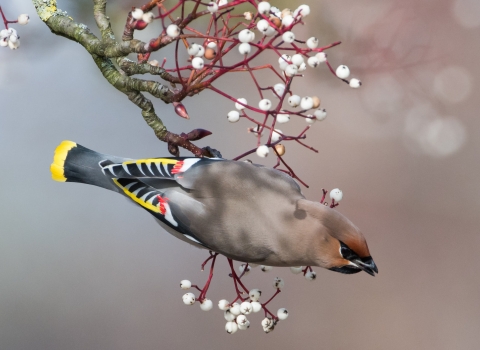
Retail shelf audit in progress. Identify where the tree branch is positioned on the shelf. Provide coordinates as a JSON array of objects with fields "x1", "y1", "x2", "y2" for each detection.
[{"x1": 31, "y1": 0, "x2": 219, "y2": 157}]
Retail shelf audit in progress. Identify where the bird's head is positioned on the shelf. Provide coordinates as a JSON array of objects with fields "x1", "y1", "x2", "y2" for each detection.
[{"x1": 297, "y1": 199, "x2": 378, "y2": 276}]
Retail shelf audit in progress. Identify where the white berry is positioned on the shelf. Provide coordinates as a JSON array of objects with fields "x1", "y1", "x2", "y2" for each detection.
[
  {"x1": 307, "y1": 56, "x2": 320, "y2": 68},
  {"x1": 227, "y1": 110, "x2": 240, "y2": 123},
  {"x1": 187, "y1": 43, "x2": 200, "y2": 56},
  {"x1": 256, "y1": 145, "x2": 269, "y2": 158},
  {"x1": 349, "y1": 78, "x2": 362, "y2": 88},
  {"x1": 8, "y1": 33, "x2": 19, "y2": 44},
  {"x1": 200, "y1": 299, "x2": 213, "y2": 311},
  {"x1": 131, "y1": 8, "x2": 144, "y2": 20},
  {"x1": 279, "y1": 61, "x2": 289, "y2": 71},
  {"x1": 306, "y1": 37, "x2": 318, "y2": 49},
  {"x1": 182, "y1": 292, "x2": 195, "y2": 305},
  {"x1": 314, "y1": 108, "x2": 327, "y2": 121},
  {"x1": 276, "y1": 113, "x2": 290, "y2": 123},
  {"x1": 257, "y1": 19, "x2": 269, "y2": 33},
  {"x1": 238, "y1": 29, "x2": 255, "y2": 43},
  {"x1": 180, "y1": 280, "x2": 191, "y2": 289},
  {"x1": 315, "y1": 52, "x2": 327, "y2": 63},
  {"x1": 282, "y1": 31, "x2": 295, "y2": 43},
  {"x1": 278, "y1": 54, "x2": 291, "y2": 71},
  {"x1": 300, "y1": 96, "x2": 314, "y2": 110},
  {"x1": 263, "y1": 26, "x2": 276, "y2": 37},
  {"x1": 142, "y1": 12, "x2": 155, "y2": 23},
  {"x1": 192, "y1": 57, "x2": 204, "y2": 69},
  {"x1": 229, "y1": 303, "x2": 241, "y2": 316},
  {"x1": 273, "y1": 277, "x2": 285, "y2": 289},
  {"x1": 218, "y1": 0, "x2": 228, "y2": 6},
  {"x1": 298, "y1": 62, "x2": 307, "y2": 72},
  {"x1": 271, "y1": 129, "x2": 282, "y2": 143},
  {"x1": 238, "y1": 42, "x2": 251, "y2": 54},
  {"x1": 236, "y1": 314, "x2": 249, "y2": 326},
  {"x1": 240, "y1": 302, "x2": 253, "y2": 315},
  {"x1": 282, "y1": 15, "x2": 294, "y2": 27},
  {"x1": 258, "y1": 99, "x2": 272, "y2": 111},
  {"x1": 288, "y1": 95, "x2": 301, "y2": 107},
  {"x1": 261, "y1": 317, "x2": 272, "y2": 328},
  {"x1": 336, "y1": 65, "x2": 350, "y2": 79},
  {"x1": 278, "y1": 54, "x2": 291, "y2": 64},
  {"x1": 285, "y1": 64, "x2": 298, "y2": 77},
  {"x1": 277, "y1": 308, "x2": 289, "y2": 320},
  {"x1": 166, "y1": 24, "x2": 180, "y2": 38},
  {"x1": 238, "y1": 320, "x2": 250, "y2": 330},
  {"x1": 235, "y1": 97, "x2": 247, "y2": 110},
  {"x1": 291, "y1": 54, "x2": 304, "y2": 67},
  {"x1": 290, "y1": 266, "x2": 303, "y2": 274},
  {"x1": 224, "y1": 309, "x2": 236, "y2": 321},
  {"x1": 249, "y1": 289, "x2": 262, "y2": 301},
  {"x1": 8, "y1": 40, "x2": 19, "y2": 50},
  {"x1": 206, "y1": 40, "x2": 217, "y2": 48},
  {"x1": 294, "y1": 4, "x2": 311, "y2": 18},
  {"x1": 218, "y1": 299, "x2": 230, "y2": 310},
  {"x1": 263, "y1": 320, "x2": 275, "y2": 333},
  {"x1": 195, "y1": 45, "x2": 205, "y2": 57},
  {"x1": 305, "y1": 270, "x2": 317, "y2": 281},
  {"x1": 17, "y1": 14, "x2": 30, "y2": 25},
  {"x1": 330, "y1": 188, "x2": 343, "y2": 202},
  {"x1": 257, "y1": 1, "x2": 271, "y2": 15},
  {"x1": 305, "y1": 115, "x2": 316, "y2": 124},
  {"x1": 225, "y1": 321, "x2": 238, "y2": 334},
  {"x1": 238, "y1": 263, "x2": 251, "y2": 275},
  {"x1": 207, "y1": 2, "x2": 218, "y2": 13},
  {"x1": 274, "y1": 83, "x2": 285, "y2": 96},
  {"x1": 261, "y1": 265, "x2": 273, "y2": 272},
  {"x1": 251, "y1": 301, "x2": 262, "y2": 313},
  {"x1": 251, "y1": 125, "x2": 264, "y2": 136}
]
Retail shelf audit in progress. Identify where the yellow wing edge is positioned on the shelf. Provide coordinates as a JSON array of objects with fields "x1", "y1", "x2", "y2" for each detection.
[
  {"x1": 50, "y1": 140, "x2": 77, "y2": 182},
  {"x1": 112, "y1": 179, "x2": 160, "y2": 214}
]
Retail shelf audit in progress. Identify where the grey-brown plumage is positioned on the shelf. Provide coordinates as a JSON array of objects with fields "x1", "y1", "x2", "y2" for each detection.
[{"x1": 51, "y1": 141, "x2": 377, "y2": 276}]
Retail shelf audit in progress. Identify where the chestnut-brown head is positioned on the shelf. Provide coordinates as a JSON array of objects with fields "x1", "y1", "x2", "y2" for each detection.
[{"x1": 298, "y1": 199, "x2": 378, "y2": 276}]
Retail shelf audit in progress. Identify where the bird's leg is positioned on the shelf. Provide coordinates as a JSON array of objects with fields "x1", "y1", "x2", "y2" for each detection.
[{"x1": 198, "y1": 252, "x2": 218, "y2": 302}]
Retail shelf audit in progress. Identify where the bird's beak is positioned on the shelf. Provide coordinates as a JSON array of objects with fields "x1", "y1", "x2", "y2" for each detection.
[{"x1": 352, "y1": 257, "x2": 378, "y2": 276}]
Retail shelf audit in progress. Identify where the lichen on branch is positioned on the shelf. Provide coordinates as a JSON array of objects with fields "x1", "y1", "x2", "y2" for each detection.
[{"x1": 31, "y1": 0, "x2": 217, "y2": 157}]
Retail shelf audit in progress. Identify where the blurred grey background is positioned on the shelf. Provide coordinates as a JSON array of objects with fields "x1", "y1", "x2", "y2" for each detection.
[{"x1": 1, "y1": 0, "x2": 479, "y2": 349}]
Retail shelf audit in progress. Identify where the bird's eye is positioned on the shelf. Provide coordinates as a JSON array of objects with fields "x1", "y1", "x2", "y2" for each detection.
[{"x1": 339, "y1": 241, "x2": 360, "y2": 261}]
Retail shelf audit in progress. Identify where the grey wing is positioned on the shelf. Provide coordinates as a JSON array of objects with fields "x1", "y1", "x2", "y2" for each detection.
[
  {"x1": 168, "y1": 160, "x2": 306, "y2": 262},
  {"x1": 113, "y1": 177, "x2": 211, "y2": 249}
]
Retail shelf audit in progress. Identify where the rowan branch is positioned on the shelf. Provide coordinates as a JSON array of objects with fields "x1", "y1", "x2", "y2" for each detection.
[{"x1": 31, "y1": 0, "x2": 218, "y2": 157}]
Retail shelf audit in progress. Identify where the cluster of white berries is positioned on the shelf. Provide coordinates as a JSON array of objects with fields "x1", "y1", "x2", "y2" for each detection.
[
  {"x1": 1, "y1": 14, "x2": 29, "y2": 50},
  {"x1": 131, "y1": 8, "x2": 155, "y2": 24},
  {"x1": 134, "y1": 0, "x2": 361, "y2": 163},
  {"x1": 213, "y1": 2, "x2": 361, "y2": 159},
  {"x1": 335, "y1": 65, "x2": 362, "y2": 88},
  {"x1": 133, "y1": 7, "x2": 181, "y2": 39},
  {"x1": 178, "y1": 261, "x2": 320, "y2": 334}
]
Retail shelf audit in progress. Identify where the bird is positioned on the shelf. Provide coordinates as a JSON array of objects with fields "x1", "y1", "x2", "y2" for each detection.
[{"x1": 50, "y1": 140, "x2": 377, "y2": 276}]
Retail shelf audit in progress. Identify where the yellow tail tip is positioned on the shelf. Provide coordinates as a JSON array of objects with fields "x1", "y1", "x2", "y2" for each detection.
[{"x1": 51, "y1": 140, "x2": 77, "y2": 182}]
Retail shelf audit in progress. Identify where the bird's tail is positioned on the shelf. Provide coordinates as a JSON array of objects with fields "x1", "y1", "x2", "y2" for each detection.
[{"x1": 50, "y1": 140, "x2": 128, "y2": 192}]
